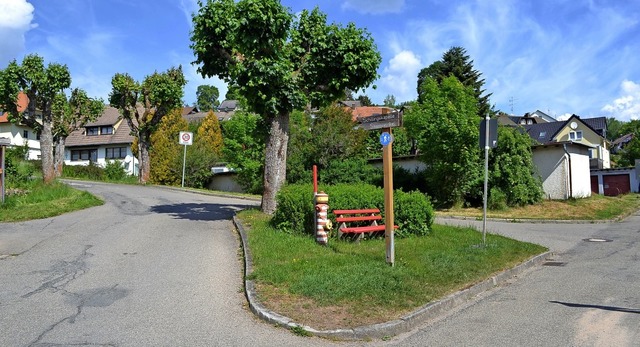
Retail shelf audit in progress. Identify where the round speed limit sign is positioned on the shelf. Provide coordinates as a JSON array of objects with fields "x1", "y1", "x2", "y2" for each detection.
[{"x1": 179, "y1": 131, "x2": 193, "y2": 145}]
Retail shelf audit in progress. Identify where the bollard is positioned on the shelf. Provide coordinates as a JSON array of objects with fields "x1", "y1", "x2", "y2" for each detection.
[{"x1": 314, "y1": 192, "x2": 330, "y2": 245}]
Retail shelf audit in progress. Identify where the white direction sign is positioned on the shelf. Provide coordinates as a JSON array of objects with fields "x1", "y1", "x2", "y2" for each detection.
[{"x1": 179, "y1": 131, "x2": 193, "y2": 145}]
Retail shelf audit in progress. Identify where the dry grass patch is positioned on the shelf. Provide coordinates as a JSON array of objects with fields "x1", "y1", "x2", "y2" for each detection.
[{"x1": 438, "y1": 194, "x2": 640, "y2": 221}]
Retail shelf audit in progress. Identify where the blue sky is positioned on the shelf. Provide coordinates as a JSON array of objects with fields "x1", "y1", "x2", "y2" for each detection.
[{"x1": 1, "y1": 0, "x2": 640, "y2": 121}]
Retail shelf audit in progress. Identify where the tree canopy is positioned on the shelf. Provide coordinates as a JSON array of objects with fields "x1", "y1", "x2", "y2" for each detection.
[
  {"x1": 417, "y1": 47, "x2": 492, "y2": 118},
  {"x1": 109, "y1": 66, "x2": 187, "y2": 183},
  {"x1": 196, "y1": 84, "x2": 220, "y2": 111},
  {"x1": 404, "y1": 76, "x2": 481, "y2": 207},
  {"x1": 191, "y1": 0, "x2": 381, "y2": 213},
  {"x1": 0, "y1": 54, "x2": 101, "y2": 183}
]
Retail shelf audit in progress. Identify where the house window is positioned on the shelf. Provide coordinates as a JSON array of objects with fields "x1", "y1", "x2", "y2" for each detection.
[
  {"x1": 100, "y1": 126, "x2": 113, "y2": 135},
  {"x1": 569, "y1": 131, "x2": 583, "y2": 141},
  {"x1": 539, "y1": 131, "x2": 546, "y2": 139},
  {"x1": 86, "y1": 127, "x2": 99, "y2": 136},
  {"x1": 71, "y1": 149, "x2": 98, "y2": 162},
  {"x1": 23, "y1": 130, "x2": 29, "y2": 139},
  {"x1": 105, "y1": 147, "x2": 127, "y2": 159},
  {"x1": 36, "y1": 132, "x2": 40, "y2": 140}
]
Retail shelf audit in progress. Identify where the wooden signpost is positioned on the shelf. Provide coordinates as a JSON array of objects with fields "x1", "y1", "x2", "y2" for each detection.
[{"x1": 358, "y1": 110, "x2": 402, "y2": 266}]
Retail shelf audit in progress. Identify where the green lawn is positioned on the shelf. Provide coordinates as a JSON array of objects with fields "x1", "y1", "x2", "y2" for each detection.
[
  {"x1": 239, "y1": 209, "x2": 547, "y2": 330},
  {"x1": 0, "y1": 181, "x2": 103, "y2": 222}
]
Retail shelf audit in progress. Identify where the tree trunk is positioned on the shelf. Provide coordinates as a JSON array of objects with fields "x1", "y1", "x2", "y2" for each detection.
[
  {"x1": 138, "y1": 132, "x2": 151, "y2": 184},
  {"x1": 261, "y1": 112, "x2": 290, "y2": 214},
  {"x1": 54, "y1": 137, "x2": 65, "y2": 177},
  {"x1": 40, "y1": 119, "x2": 55, "y2": 184}
]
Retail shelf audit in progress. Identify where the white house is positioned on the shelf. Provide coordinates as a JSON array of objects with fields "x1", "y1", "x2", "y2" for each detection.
[
  {"x1": 64, "y1": 106, "x2": 138, "y2": 175},
  {"x1": 0, "y1": 93, "x2": 41, "y2": 160}
]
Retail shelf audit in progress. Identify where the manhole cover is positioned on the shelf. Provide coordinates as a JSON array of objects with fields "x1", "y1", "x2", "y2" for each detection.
[
  {"x1": 583, "y1": 238, "x2": 612, "y2": 242},
  {"x1": 543, "y1": 261, "x2": 567, "y2": 266}
]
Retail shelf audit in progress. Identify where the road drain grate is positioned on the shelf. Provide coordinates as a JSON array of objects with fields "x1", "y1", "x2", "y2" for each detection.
[{"x1": 543, "y1": 261, "x2": 567, "y2": 266}]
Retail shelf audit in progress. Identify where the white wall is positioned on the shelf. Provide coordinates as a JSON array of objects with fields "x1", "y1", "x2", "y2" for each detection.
[
  {"x1": 64, "y1": 146, "x2": 138, "y2": 176},
  {"x1": 533, "y1": 145, "x2": 591, "y2": 199},
  {"x1": 0, "y1": 123, "x2": 41, "y2": 159}
]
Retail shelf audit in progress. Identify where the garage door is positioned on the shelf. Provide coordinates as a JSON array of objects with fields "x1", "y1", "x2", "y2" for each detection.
[
  {"x1": 590, "y1": 176, "x2": 598, "y2": 194},
  {"x1": 603, "y1": 174, "x2": 630, "y2": 196}
]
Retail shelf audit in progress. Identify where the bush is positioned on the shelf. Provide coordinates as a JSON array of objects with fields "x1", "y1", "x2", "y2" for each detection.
[
  {"x1": 272, "y1": 183, "x2": 434, "y2": 238},
  {"x1": 104, "y1": 160, "x2": 127, "y2": 181},
  {"x1": 62, "y1": 162, "x2": 105, "y2": 181},
  {"x1": 488, "y1": 187, "x2": 508, "y2": 211},
  {"x1": 4, "y1": 145, "x2": 36, "y2": 186}
]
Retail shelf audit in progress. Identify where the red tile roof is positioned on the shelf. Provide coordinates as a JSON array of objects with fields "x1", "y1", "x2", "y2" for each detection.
[
  {"x1": 348, "y1": 106, "x2": 395, "y2": 122},
  {"x1": 1, "y1": 92, "x2": 29, "y2": 123}
]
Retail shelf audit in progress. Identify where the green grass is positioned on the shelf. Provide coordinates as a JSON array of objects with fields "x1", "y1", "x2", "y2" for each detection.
[
  {"x1": 0, "y1": 181, "x2": 104, "y2": 222},
  {"x1": 239, "y1": 209, "x2": 547, "y2": 328}
]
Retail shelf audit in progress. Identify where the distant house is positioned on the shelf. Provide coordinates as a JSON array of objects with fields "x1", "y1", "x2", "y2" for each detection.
[
  {"x1": 64, "y1": 106, "x2": 138, "y2": 175},
  {"x1": 0, "y1": 92, "x2": 41, "y2": 160},
  {"x1": 347, "y1": 106, "x2": 396, "y2": 122},
  {"x1": 523, "y1": 114, "x2": 610, "y2": 170},
  {"x1": 504, "y1": 114, "x2": 608, "y2": 199},
  {"x1": 498, "y1": 110, "x2": 556, "y2": 126},
  {"x1": 611, "y1": 133, "x2": 634, "y2": 154},
  {"x1": 215, "y1": 99, "x2": 241, "y2": 121}
]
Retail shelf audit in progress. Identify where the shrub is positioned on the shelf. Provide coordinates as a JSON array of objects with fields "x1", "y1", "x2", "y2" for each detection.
[
  {"x1": 272, "y1": 183, "x2": 434, "y2": 238},
  {"x1": 488, "y1": 187, "x2": 508, "y2": 211},
  {"x1": 104, "y1": 160, "x2": 127, "y2": 181},
  {"x1": 62, "y1": 162, "x2": 104, "y2": 180}
]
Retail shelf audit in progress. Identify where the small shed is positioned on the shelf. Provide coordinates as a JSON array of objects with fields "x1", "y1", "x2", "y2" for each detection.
[{"x1": 532, "y1": 142, "x2": 592, "y2": 199}]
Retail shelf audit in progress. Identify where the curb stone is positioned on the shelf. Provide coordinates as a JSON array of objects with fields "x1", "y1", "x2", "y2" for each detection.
[{"x1": 233, "y1": 215, "x2": 552, "y2": 341}]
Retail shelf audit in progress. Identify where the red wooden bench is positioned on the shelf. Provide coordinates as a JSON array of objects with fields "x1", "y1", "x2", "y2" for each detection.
[{"x1": 334, "y1": 208, "x2": 397, "y2": 239}]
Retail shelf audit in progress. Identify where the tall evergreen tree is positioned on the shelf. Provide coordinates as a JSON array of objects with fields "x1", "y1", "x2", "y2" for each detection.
[{"x1": 417, "y1": 47, "x2": 492, "y2": 118}]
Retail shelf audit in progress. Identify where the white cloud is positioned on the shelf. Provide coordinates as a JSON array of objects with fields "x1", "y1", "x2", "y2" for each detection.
[
  {"x1": 601, "y1": 80, "x2": 640, "y2": 121},
  {"x1": 341, "y1": 0, "x2": 404, "y2": 15},
  {"x1": 376, "y1": 50, "x2": 421, "y2": 103},
  {"x1": 0, "y1": 0, "x2": 35, "y2": 66}
]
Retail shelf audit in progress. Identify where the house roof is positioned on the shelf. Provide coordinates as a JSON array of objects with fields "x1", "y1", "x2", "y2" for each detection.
[
  {"x1": 218, "y1": 100, "x2": 240, "y2": 111},
  {"x1": 612, "y1": 133, "x2": 634, "y2": 146},
  {"x1": 348, "y1": 106, "x2": 396, "y2": 122},
  {"x1": 523, "y1": 122, "x2": 566, "y2": 144},
  {"x1": 1, "y1": 92, "x2": 29, "y2": 123},
  {"x1": 339, "y1": 100, "x2": 362, "y2": 109},
  {"x1": 66, "y1": 106, "x2": 135, "y2": 147},
  {"x1": 519, "y1": 114, "x2": 607, "y2": 145},
  {"x1": 182, "y1": 106, "x2": 200, "y2": 115}
]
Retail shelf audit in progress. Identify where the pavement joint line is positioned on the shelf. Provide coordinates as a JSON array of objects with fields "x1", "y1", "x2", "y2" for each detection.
[{"x1": 233, "y1": 214, "x2": 553, "y2": 341}]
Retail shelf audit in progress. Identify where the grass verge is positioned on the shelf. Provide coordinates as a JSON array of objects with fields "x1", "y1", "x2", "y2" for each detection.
[
  {"x1": 0, "y1": 181, "x2": 104, "y2": 222},
  {"x1": 438, "y1": 193, "x2": 640, "y2": 221},
  {"x1": 239, "y1": 209, "x2": 547, "y2": 330}
]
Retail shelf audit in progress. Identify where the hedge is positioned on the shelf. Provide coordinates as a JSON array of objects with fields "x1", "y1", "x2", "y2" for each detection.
[{"x1": 272, "y1": 183, "x2": 434, "y2": 238}]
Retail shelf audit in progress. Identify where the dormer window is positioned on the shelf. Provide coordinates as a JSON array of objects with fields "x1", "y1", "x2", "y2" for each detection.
[
  {"x1": 100, "y1": 126, "x2": 113, "y2": 135},
  {"x1": 86, "y1": 127, "x2": 99, "y2": 136}
]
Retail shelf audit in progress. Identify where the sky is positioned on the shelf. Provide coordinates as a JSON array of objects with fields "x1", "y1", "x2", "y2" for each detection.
[{"x1": 1, "y1": 0, "x2": 640, "y2": 121}]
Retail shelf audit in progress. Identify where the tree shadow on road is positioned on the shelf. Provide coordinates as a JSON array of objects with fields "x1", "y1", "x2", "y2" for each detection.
[
  {"x1": 550, "y1": 300, "x2": 640, "y2": 314},
  {"x1": 150, "y1": 202, "x2": 253, "y2": 221}
]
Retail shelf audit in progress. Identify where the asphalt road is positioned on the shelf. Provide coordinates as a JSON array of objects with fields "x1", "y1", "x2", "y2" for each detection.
[
  {"x1": 372, "y1": 215, "x2": 640, "y2": 346},
  {"x1": 2, "y1": 182, "x2": 639, "y2": 346},
  {"x1": 0, "y1": 182, "x2": 335, "y2": 347}
]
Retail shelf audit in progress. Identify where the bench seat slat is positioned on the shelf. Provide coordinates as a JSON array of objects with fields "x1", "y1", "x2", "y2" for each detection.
[
  {"x1": 340, "y1": 225, "x2": 399, "y2": 233},
  {"x1": 340, "y1": 225, "x2": 386, "y2": 233},
  {"x1": 336, "y1": 215, "x2": 382, "y2": 222},
  {"x1": 333, "y1": 208, "x2": 380, "y2": 215}
]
